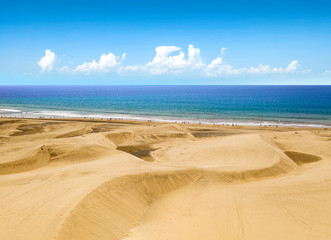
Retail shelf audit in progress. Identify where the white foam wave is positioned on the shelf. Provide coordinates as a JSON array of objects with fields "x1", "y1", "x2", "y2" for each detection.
[
  {"x1": 0, "y1": 108, "x2": 22, "y2": 113},
  {"x1": 0, "y1": 107, "x2": 330, "y2": 128}
]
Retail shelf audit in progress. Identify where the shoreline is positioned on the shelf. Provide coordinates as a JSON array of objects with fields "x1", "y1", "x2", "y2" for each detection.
[
  {"x1": 0, "y1": 116, "x2": 329, "y2": 131},
  {"x1": 1, "y1": 106, "x2": 330, "y2": 129}
]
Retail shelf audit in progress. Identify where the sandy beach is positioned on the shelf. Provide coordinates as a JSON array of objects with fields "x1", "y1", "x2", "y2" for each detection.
[{"x1": 0, "y1": 117, "x2": 330, "y2": 240}]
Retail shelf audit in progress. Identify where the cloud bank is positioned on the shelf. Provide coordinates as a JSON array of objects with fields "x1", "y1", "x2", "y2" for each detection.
[{"x1": 38, "y1": 45, "x2": 301, "y2": 77}]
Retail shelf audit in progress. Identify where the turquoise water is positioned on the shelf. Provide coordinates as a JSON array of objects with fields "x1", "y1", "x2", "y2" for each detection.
[{"x1": 0, "y1": 86, "x2": 330, "y2": 127}]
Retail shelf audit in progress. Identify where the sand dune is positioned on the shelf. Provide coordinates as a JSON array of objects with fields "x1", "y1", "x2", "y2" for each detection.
[
  {"x1": 0, "y1": 118, "x2": 330, "y2": 240},
  {"x1": 0, "y1": 147, "x2": 50, "y2": 174}
]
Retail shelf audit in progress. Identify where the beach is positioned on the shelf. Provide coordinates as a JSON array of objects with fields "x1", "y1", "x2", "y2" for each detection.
[{"x1": 0, "y1": 117, "x2": 330, "y2": 240}]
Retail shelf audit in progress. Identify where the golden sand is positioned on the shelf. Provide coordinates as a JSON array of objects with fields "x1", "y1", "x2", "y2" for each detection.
[{"x1": 0, "y1": 118, "x2": 330, "y2": 240}]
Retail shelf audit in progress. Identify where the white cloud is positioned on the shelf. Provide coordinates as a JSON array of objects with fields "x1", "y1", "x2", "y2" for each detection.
[
  {"x1": 205, "y1": 57, "x2": 237, "y2": 76},
  {"x1": 118, "y1": 65, "x2": 139, "y2": 73},
  {"x1": 221, "y1": 47, "x2": 227, "y2": 55},
  {"x1": 141, "y1": 45, "x2": 203, "y2": 74},
  {"x1": 286, "y1": 60, "x2": 298, "y2": 72},
  {"x1": 121, "y1": 45, "x2": 300, "y2": 76},
  {"x1": 206, "y1": 59, "x2": 299, "y2": 76},
  {"x1": 247, "y1": 64, "x2": 272, "y2": 74},
  {"x1": 58, "y1": 66, "x2": 69, "y2": 72},
  {"x1": 143, "y1": 46, "x2": 187, "y2": 74},
  {"x1": 187, "y1": 44, "x2": 203, "y2": 66},
  {"x1": 38, "y1": 45, "x2": 304, "y2": 77},
  {"x1": 153, "y1": 46, "x2": 181, "y2": 62},
  {"x1": 74, "y1": 52, "x2": 125, "y2": 73},
  {"x1": 270, "y1": 60, "x2": 298, "y2": 73},
  {"x1": 325, "y1": 70, "x2": 331, "y2": 74},
  {"x1": 37, "y1": 49, "x2": 56, "y2": 72},
  {"x1": 121, "y1": 53, "x2": 127, "y2": 61}
]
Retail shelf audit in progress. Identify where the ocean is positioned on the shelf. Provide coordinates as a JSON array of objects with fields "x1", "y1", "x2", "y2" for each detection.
[{"x1": 0, "y1": 85, "x2": 330, "y2": 127}]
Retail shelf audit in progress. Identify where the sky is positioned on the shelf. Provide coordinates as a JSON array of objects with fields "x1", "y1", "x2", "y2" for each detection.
[{"x1": 0, "y1": 0, "x2": 331, "y2": 85}]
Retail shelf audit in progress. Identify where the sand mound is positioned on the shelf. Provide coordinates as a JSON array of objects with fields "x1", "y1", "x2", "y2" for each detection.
[
  {"x1": 11, "y1": 123, "x2": 45, "y2": 136},
  {"x1": 152, "y1": 134, "x2": 297, "y2": 172},
  {"x1": 0, "y1": 148, "x2": 50, "y2": 174},
  {"x1": 261, "y1": 130, "x2": 331, "y2": 161},
  {"x1": 122, "y1": 172, "x2": 331, "y2": 240},
  {"x1": 10, "y1": 122, "x2": 62, "y2": 136},
  {"x1": 107, "y1": 124, "x2": 193, "y2": 146},
  {"x1": 0, "y1": 141, "x2": 115, "y2": 174},
  {"x1": 48, "y1": 144, "x2": 115, "y2": 164},
  {"x1": 55, "y1": 170, "x2": 203, "y2": 240},
  {"x1": 55, "y1": 150, "x2": 296, "y2": 240}
]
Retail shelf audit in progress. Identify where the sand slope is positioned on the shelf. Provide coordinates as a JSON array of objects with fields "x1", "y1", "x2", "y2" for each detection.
[{"x1": 0, "y1": 118, "x2": 330, "y2": 240}]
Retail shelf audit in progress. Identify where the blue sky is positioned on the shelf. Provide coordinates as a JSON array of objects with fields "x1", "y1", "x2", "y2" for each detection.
[{"x1": 0, "y1": 0, "x2": 330, "y2": 85}]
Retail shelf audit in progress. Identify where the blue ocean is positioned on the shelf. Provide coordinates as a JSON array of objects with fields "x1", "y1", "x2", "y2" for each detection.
[{"x1": 0, "y1": 86, "x2": 330, "y2": 127}]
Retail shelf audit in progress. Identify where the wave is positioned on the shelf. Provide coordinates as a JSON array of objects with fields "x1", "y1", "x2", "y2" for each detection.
[
  {"x1": 0, "y1": 108, "x2": 22, "y2": 113},
  {"x1": 0, "y1": 106, "x2": 330, "y2": 128}
]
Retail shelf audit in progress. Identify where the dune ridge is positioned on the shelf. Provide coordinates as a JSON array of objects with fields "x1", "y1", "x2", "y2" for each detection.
[{"x1": 56, "y1": 134, "x2": 298, "y2": 240}]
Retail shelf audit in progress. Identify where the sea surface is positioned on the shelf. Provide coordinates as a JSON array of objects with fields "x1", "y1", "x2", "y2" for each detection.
[{"x1": 0, "y1": 85, "x2": 330, "y2": 127}]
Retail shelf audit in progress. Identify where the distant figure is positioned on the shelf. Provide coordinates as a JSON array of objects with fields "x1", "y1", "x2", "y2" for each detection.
[{"x1": 41, "y1": 145, "x2": 45, "y2": 151}]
